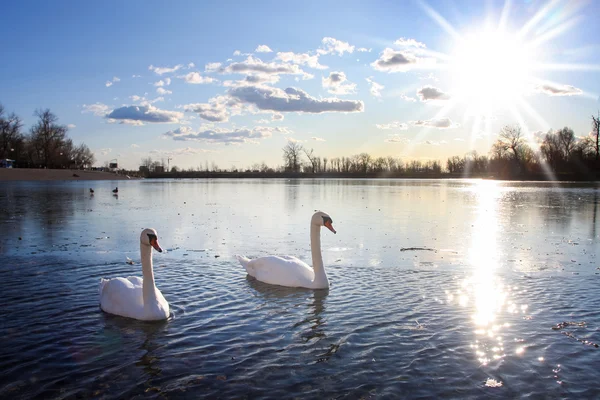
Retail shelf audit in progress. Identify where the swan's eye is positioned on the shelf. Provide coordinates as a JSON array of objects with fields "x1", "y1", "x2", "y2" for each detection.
[
  {"x1": 147, "y1": 233, "x2": 157, "y2": 242},
  {"x1": 322, "y1": 216, "x2": 333, "y2": 225}
]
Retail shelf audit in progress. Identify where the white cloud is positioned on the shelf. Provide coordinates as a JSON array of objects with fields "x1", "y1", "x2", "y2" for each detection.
[
  {"x1": 276, "y1": 52, "x2": 328, "y2": 69},
  {"x1": 272, "y1": 113, "x2": 284, "y2": 121},
  {"x1": 424, "y1": 140, "x2": 447, "y2": 145},
  {"x1": 322, "y1": 71, "x2": 357, "y2": 95},
  {"x1": 394, "y1": 37, "x2": 426, "y2": 48},
  {"x1": 156, "y1": 87, "x2": 172, "y2": 95},
  {"x1": 417, "y1": 86, "x2": 450, "y2": 102},
  {"x1": 371, "y1": 48, "x2": 434, "y2": 72},
  {"x1": 311, "y1": 137, "x2": 326, "y2": 141},
  {"x1": 228, "y1": 85, "x2": 364, "y2": 114},
  {"x1": 182, "y1": 96, "x2": 238, "y2": 122},
  {"x1": 318, "y1": 37, "x2": 355, "y2": 56},
  {"x1": 385, "y1": 135, "x2": 410, "y2": 143},
  {"x1": 187, "y1": 62, "x2": 195, "y2": 68},
  {"x1": 149, "y1": 64, "x2": 183, "y2": 75},
  {"x1": 366, "y1": 77, "x2": 384, "y2": 97},
  {"x1": 183, "y1": 72, "x2": 215, "y2": 84},
  {"x1": 150, "y1": 147, "x2": 217, "y2": 156},
  {"x1": 106, "y1": 105, "x2": 183, "y2": 124},
  {"x1": 132, "y1": 74, "x2": 142, "y2": 78},
  {"x1": 100, "y1": 148, "x2": 112, "y2": 155},
  {"x1": 400, "y1": 94, "x2": 417, "y2": 102},
  {"x1": 254, "y1": 119, "x2": 270, "y2": 124},
  {"x1": 205, "y1": 62, "x2": 222, "y2": 72},
  {"x1": 163, "y1": 125, "x2": 289, "y2": 145},
  {"x1": 255, "y1": 45, "x2": 273, "y2": 53},
  {"x1": 154, "y1": 78, "x2": 171, "y2": 87},
  {"x1": 131, "y1": 144, "x2": 140, "y2": 148},
  {"x1": 286, "y1": 137, "x2": 304, "y2": 143},
  {"x1": 67, "y1": 124, "x2": 76, "y2": 129},
  {"x1": 412, "y1": 118, "x2": 459, "y2": 129},
  {"x1": 357, "y1": 47, "x2": 371, "y2": 52},
  {"x1": 105, "y1": 76, "x2": 120, "y2": 87},
  {"x1": 82, "y1": 103, "x2": 111, "y2": 116},
  {"x1": 219, "y1": 56, "x2": 311, "y2": 79},
  {"x1": 222, "y1": 74, "x2": 280, "y2": 87},
  {"x1": 376, "y1": 121, "x2": 409, "y2": 130},
  {"x1": 534, "y1": 83, "x2": 582, "y2": 96}
]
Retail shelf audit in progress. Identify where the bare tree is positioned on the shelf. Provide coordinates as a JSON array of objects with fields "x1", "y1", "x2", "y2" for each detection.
[
  {"x1": 303, "y1": 148, "x2": 318, "y2": 173},
  {"x1": 30, "y1": 109, "x2": 68, "y2": 168},
  {"x1": 283, "y1": 141, "x2": 303, "y2": 172},
  {"x1": 557, "y1": 127, "x2": 576, "y2": 161}
]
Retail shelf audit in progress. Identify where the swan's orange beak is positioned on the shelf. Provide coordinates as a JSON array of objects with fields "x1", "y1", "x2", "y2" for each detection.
[
  {"x1": 150, "y1": 238, "x2": 163, "y2": 253},
  {"x1": 324, "y1": 221, "x2": 336, "y2": 234}
]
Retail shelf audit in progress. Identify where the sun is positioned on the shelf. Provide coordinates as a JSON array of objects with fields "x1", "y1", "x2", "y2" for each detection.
[{"x1": 450, "y1": 30, "x2": 533, "y2": 113}]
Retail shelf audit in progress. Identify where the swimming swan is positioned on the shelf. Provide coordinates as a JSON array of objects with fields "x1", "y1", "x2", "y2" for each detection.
[
  {"x1": 99, "y1": 228, "x2": 169, "y2": 321},
  {"x1": 236, "y1": 211, "x2": 336, "y2": 289}
]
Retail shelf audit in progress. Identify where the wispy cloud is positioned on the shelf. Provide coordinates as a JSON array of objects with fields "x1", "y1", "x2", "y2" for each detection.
[
  {"x1": 182, "y1": 72, "x2": 216, "y2": 84},
  {"x1": 255, "y1": 45, "x2": 273, "y2": 53},
  {"x1": 229, "y1": 85, "x2": 364, "y2": 113},
  {"x1": 156, "y1": 87, "x2": 172, "y2": 95},
  {"x1": 105, "y1": 76, "x2": 120, "y2": 87},
  {"x1": 366, "y1": 77, "x2": 383, "y2": 97},
  {"x1": 376, "y1": 121, "x2": 409, "y2": 130},
  {"x1": 318, "y1": 37, "x2": 355, "y2": 56},
  {"x1": 412, "y1": 117, "x2": 459, "y2": 129},
  {"x1": 149, "y1": 64, "x2": 183, "y2": 75},
  {"x1": 534, "y1": 82, "x2": 582, "y2": 96},
  {"x1": 67, "y1": 124, "x2": 76, "y2": 129},
  {"x1": 82, "y1": 103, "x2": 111, "y2": 116},
  {"x1": 311, "y1": 136, "x2": 326, "y2": 141},
  {"x1": 394, "y1": 37, "x2": 426, "y2": 48},
  {"x1": 322, "y1": 71, "x2": 356, "y2": 95},
  {"x1": 154, "y1": 78, "x2": 171, "y2": 87},
  {"x1": 163, "y1": 125, "x2": 291, "y2": 144},
  {"x1": 385, "y1": 134, "x2": 410, "y2": 143},
  {"x1": 276, "y1": 52, "x2": 328, "y2": 70}
]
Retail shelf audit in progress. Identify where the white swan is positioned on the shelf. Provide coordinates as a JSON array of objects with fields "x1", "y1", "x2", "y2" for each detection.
[
  {"x1": 236, "y1": 211, "x2": 336, "y2": 289},
  {"x1": 99, "y1": 228, "x2": 169, "y2": 321}
]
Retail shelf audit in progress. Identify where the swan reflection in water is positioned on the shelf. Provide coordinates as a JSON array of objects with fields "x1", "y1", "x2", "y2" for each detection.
[
  {"x1": 100, "y1": 313, "x2": 170, "y2": 382},
  {"x1": 246, "y1": 276, "x2": 332, "y2": 360}
]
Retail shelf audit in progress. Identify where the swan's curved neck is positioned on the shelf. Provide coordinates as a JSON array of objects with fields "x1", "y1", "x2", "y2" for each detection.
[
  {"x1": 140, "y1": 243, "x2": 156, "y2": 304},
  {"x1": 310, "y1": 223, "x2": 328, "y2": 287}
]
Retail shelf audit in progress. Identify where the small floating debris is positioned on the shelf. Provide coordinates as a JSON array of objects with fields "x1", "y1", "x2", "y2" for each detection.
[
  {"x1": 552, "y1": 321, "x2": 586, "y2": 330},
  {"x1": 126, "y1": 257, "x2": 135, "y2": 265},
  {"x1": 400, "y1": 247, "x2": 436, "y2": 252},
  {"x1": 485, "y1": 378, "x2": 503, "y2": 388}
]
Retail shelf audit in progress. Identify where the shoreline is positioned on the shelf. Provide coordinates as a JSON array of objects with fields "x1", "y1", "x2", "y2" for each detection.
[{"x1": 0, "y1": 168, "x2": 137, "y2": 181}]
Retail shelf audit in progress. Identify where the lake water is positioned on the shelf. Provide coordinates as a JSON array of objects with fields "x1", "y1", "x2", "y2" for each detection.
[{"x1": 0, "y1": 178, "x2": 599, "y2": 399}]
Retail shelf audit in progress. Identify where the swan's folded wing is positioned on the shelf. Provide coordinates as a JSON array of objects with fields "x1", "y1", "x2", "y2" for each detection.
[
  {"x1": 250, "y1": 255, "x2": 314, "y2": 287},
  {"x1": 126, "y1": 276, "x2": 144, "y2": 288}
]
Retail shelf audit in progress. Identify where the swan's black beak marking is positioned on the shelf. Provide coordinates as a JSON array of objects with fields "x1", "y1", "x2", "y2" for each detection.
[
  {"x1": 322, "y1": 216, "x2": 336, "y2": 234},
  {"x1": 147, "y1": 233, "x2": 163, "y2": 252}
]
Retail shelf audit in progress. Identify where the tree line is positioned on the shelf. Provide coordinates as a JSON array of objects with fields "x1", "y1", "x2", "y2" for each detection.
[
  {"x1": 151, "y1": 119, "x2": 599, "y2": 180},
  {"x1": 0, "y1": 103, "x2": 95, "y2": 169}
]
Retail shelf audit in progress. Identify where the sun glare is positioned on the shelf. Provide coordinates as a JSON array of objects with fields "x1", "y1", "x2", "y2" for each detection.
[{"x1": 451, "y1": 31, "x2": 533, "y2": 113}]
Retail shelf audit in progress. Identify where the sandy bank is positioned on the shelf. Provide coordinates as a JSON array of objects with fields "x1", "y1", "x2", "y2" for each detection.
[{"x1": 0, "y1": 168, "x2": 137, "y2": 181}]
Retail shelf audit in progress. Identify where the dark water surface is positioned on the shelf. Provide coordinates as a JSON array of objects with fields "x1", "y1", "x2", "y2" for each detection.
[{"x1": 0, "y1": 179, "x2": 599, "y2": 399}]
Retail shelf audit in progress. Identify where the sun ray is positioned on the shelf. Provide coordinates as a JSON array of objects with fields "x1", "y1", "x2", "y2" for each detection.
[
  {"x1": 418, "y1": 0, "x2": 462, "y2": 41},
  {"x1": 518, "y1": 0, "x2": 562, "y2": 39},
  {"x1": 532, "y1": 63, "x2": 600, "y2": 71},
  {"x1": 497, "y1": 0, "x2": 513, "y2": 32},
  {"x1": 529, "y1": 15, "x2": 582, "y2": 48},
  {"x1": 508, "y1": 105, "x2": 560, "y2": 184}
]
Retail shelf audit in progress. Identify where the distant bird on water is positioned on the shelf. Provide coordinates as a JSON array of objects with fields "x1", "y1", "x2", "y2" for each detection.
[
  {"x1": 89, "y1": 188, "x2": 94, "y2": 194},
  {"x1": 112, "y1": 187, "x2": 118, "y2": 194}
]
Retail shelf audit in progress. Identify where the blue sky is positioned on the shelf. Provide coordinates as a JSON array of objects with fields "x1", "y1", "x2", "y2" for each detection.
[{"x1": 1, "y1": 0, "x2": 599, "y2": 170}]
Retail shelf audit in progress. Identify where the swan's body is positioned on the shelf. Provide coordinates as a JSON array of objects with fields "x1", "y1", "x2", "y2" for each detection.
[
  {"x1": 237, "y1": 211, "x2": 336, "y2": 289},
  {"x1": 99, "y1": 228, "x2": 169, "y2": 321}
]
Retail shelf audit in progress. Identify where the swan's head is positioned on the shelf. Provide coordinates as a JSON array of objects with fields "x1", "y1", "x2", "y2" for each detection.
[
  {"x1": 312, "y1": 211, "x2": 336, "y2": 234},
  {"x1": 140, "y1": 228, "x2": 163, "y2": 252}
]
